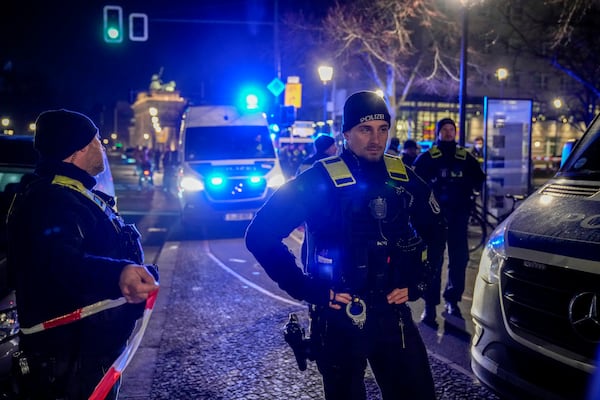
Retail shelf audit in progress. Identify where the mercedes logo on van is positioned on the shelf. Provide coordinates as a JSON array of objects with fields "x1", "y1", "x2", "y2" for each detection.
[{"x1": 568, "y1": 292, "x2": 600, "y2": 343}]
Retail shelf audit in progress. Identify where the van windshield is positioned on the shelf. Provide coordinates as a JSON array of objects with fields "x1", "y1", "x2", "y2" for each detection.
[
  {"x1": 560, "y1": 117, "x2": 600, "y2": 178},
  {"x1": 184, "y1": 126, "x2": 275, "y2": 161}
]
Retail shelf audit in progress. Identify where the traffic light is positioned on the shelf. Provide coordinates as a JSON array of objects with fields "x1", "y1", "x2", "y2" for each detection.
[
  {"x1": 103, "y1": 5, "x2": 123, "y2": 43},
  {"x1": 129, "y1": 13, "x2": 148, "y2": 42}
]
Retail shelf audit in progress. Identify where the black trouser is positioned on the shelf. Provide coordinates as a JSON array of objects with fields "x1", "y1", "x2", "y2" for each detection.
[
  {"x1": 12, "y1": 350, "x2": 120, "y2": 400},
  {"x1": 311, "y1": 301, "x2": 436, "y2": 400},
  {"x1": 423, "y1": 209, "x2": 469, "y2": 306},
  {"x1": 442, "y1": 210, "x2": 470, "y2": 304}
]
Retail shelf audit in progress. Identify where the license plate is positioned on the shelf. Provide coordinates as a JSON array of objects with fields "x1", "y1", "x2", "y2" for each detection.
[{"x1": 225, "y1": 213, "x2": 254, "y2": 221}]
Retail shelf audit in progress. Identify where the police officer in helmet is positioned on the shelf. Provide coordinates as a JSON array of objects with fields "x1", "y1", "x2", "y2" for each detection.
[{"x1": 246, "y1": 91, "x2": 446, "y2": 399}]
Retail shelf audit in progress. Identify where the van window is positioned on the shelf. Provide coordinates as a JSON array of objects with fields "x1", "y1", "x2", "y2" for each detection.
[{"x1": 185, "y1": 126, "x2": 275, "y2": 161}]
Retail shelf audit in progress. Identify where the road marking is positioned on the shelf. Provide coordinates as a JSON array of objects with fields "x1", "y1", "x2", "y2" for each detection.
[
  {"x1": 148, "y1": 227, "x2": 168, "y2": 232},
  {"x1": 205, "y1": 242, "x2": 304, "y2": 308}
]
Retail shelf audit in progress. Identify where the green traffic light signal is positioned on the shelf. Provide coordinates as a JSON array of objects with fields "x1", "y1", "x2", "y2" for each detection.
[{"x1": 103, "y1": 5, "x2": 123, "y2": 43}]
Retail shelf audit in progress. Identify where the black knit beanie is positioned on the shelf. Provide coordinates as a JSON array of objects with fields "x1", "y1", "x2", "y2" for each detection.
[
  {"x1": 314, "y1": 134, "x2": 335, "y2": 154},
  {"x1": 436, "y1": 118, "x2": 456, "y2": 135},
  {"x1": 341, "y1": 91, "x2": 391, "y2": 133},
  {"x1": 34, "y1": 109, "x2": 99, "y2": 161}
]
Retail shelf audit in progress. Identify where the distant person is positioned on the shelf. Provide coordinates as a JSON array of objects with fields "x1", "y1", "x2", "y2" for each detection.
[
  {"x1": 296, "y1": 134, "x2": 337, "y2": 175},
  {"x1": 401, "y1": 139, "x2": 420, "y2": 167},
  {"x1": 162, "y1": 147, "x2": 179, "y2": 192},
  {"x1": 470, "y1": 136, "x2": 484, "y2": 163},
  {"x1": 6, "y1": 109, "x2": 159, "y2": 399},
  {"x1": 386, "y1": 136, "x2": 400, "y2": 156},
  {"x1": 413, "y1": 117, "x2": 485, "y2": 328}
]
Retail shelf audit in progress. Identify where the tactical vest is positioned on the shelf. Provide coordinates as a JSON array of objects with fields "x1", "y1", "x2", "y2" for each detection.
[
  {"x1": 426, "y1": 145, "x2": 472, "y2": 207},
  {"x1": 52, "y1": 175, "x2": 145, "y2": 264},
  {"x1": 307, "y1": 155, "x2": 426, "y2": 296}
]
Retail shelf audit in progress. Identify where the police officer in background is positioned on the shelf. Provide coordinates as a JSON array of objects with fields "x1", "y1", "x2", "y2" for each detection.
[
  {"x1": 413, "y1": 117, "x2": 485, "y2": 328},
  {"x1": 246, "y1": 91, "x2": 446, "y2": 400},
  {"x1": 6, "y1": 109, "x2": 159, "y2": 399},
  {"x1": 296, "y1": 133, "x2": 337, "y2": 175}
]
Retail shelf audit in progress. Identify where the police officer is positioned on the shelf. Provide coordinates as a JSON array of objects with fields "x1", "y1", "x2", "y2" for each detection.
[
  {"x1": 296, "y1": 134, "x2": 337, "y2": 175},
  {"x1": 413, "y1": 117, "x2": 485, "y2": 328},
  {"x1": 246, "y1": 91, "x2": 446, "y2": 400},
  {"x1": 6, "y1": 109, "x2": 159, "y2": 399}
]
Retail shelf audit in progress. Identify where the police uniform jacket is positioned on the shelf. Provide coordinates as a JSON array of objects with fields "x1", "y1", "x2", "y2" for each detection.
[
  {"x1": 246, "y1": 149, "x2": 446, "y2": 307},
  {"x1": 7, "y1": 160, "x2": 145, "y2": 358},
  {"x1": 413, "y1": 140, "x2": 485, "y2": 213}
]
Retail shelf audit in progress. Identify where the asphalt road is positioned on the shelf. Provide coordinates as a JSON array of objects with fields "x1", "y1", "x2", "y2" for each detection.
[{"x1": 108, "y1": 157, "x2": 498, "y2": 399}]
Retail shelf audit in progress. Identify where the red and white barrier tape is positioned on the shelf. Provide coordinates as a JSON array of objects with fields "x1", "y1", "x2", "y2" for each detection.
[
  {"x1": 20, "y1": 297, "x2": 128, "y2": 334},
  {"x1": 89, "y1": 289, "x2": 159, "y2": 400}
]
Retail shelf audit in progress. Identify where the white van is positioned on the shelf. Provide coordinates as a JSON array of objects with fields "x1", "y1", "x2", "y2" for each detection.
[
  {"x1": 471, "y1": 113, "x2": 600, "y2": 399},
  {"x1": 174, "y1": 105, "x2": 285, "y2": 228}
]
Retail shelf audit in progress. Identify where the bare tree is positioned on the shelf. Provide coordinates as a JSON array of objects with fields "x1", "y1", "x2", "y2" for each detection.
[
  {"x1": 483, "y1": 0, "x2": 600, "y2": 126},
  {"x1": 323, "y1": 0, "x2": 464, "y2": 118}
]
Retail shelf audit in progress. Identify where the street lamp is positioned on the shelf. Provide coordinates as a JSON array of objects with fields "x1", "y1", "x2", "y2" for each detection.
[
  {"x1": 318, "y1": 65, "x2": 333, "y2": 127},
  {"x1": 458, "y1": 3, "x2": 468, "y2": 147},
  {"x1": 496, "y1": 67, "x2": 509, "y2": 97}
]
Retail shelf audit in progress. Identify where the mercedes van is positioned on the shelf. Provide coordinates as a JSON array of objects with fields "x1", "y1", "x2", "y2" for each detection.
[
  {"x1": 471, "y1": 113, "x2": 600, "y2": 399},
  {"x1": 174, "y1": 105, "x2": 285, "y2": 228}
]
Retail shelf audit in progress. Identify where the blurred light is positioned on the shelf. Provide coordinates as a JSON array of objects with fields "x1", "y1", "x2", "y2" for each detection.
[
  {"x1": 143, "y1": 133, "x2": 150, "y2": 140},
  {"x1": 249, "y1": 176, "x2": 261, "y2": 184},
  {"x1": 110, "y1": 133, "x2": 118, "y2": 140},
  {"x1": 181, "y1": 176, "x2": 204, "y2": 192},
  {"x1": 496, "y1": 67, "x2": 509, "y2": 81},
  {"x1": 238, "y1": 85, "x2": 267, "y2": 111},
  {"x1": 553, "y1": 98, "x2": 563, "y2": 109},
  {"x1": 318, "y1": 65, "x2": 333, "y2": 83},
  {"x1": 149, "y1": 107, "x2": 158, "y2": 116},
  {"x1": 267, "y1": 173, "x2": 285, "y2": 188},
  {"x1": 269, "y1": 123, "x2": 280, "y2": 133},
  {"x1": 1, "y1": 118, "x2": 10, "y2": 127},
  {"x1": 374, "y1": 90, "x2": 384, "y2": 98},
  {"x1": 28, "y1": 122, "x2": 36, "y2": 132},
  {"x1": 209, "y1": 176, "x2": 224, "y2": 186},
  {"x1": 246, "y1": 94, "x2": 259, "y2": 110},
  {"x1": 103, "y1": 5, "x2": 123, "y2": 43}
]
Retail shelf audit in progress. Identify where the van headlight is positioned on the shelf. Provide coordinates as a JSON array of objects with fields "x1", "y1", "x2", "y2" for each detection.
[
  {"x1": 180, "y1": 176, "x2": 204, "y2": 192},
  {"x1": 478, "y1": 223, "x2": 508, "y2": 284},
  {"x1": 267, "y1": 172, "x2": 285, "y2": 189}
]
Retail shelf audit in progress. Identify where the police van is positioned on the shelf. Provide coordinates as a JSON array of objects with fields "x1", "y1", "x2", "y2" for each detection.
[
  {"x1": 471, "y1": 113, "x2": 600, "y2": 399},
  {"x1": 174, "y1": 105, "x2": 285, "y2": 228}
]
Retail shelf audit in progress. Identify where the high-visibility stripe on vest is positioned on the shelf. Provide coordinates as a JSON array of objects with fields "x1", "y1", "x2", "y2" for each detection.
[
  {"x1": 319, "y1": 155, "x2": 410, "y2": 186},
  {"x1": 320, "y1": 156, "x2": 356, "y2": 187},
  {"x1": 428, "y1": 144, "x2": 468, "y2": 160},
  {"x1": 52, "y1": 175, "x2": 111, "y2": 214}
]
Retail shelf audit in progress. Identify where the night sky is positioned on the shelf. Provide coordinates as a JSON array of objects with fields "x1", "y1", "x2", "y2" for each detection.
[{"x1": 2, "y1": 0, "x2": 334, "y2": 133}]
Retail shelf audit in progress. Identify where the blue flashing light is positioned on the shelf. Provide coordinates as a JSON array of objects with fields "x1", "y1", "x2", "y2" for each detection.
[
  {"x1": 209, "y1": 176, "x2": 225, "y2": 186},
  {"x1": 249, "y1": 176, "x2": 262, "y2": 185},
  {"x1": 237, "y1": 85, "x2": 268, "y2": 112},
  {"x1": 246, "y1": 94, "x2": 259, "y2": 110},
  {"x1": 269, "y1": 123, "x2": 280, "y2": 133}
]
